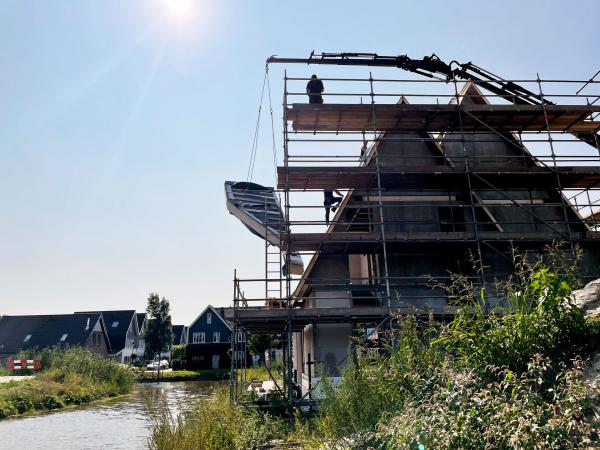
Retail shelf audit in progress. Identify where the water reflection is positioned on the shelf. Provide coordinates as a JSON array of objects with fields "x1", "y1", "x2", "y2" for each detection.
[{"x1": 0, "y1": 381, "x2": 224, "y2": 450}]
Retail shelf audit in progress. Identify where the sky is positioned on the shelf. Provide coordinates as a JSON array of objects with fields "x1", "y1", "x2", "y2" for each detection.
[{"x1": 0, "y1": 0, "x2": 599, "y2": 324}]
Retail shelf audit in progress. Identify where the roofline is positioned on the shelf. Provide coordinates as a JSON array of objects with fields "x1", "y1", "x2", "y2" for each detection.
[
  {"x1": 77, "y1": 310, "x2": 138, "y2": 352},
  {"x1": 189, "y1": 305, "x2": 232, "y2": 331},
  {"x1": 95, "y1": 314, "x2": 113, "y2": 352}
]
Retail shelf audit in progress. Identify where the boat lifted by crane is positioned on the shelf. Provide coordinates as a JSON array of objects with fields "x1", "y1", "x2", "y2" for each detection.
[{"x1": 224, "y1": 181, "x2": 303, "y2": 275}]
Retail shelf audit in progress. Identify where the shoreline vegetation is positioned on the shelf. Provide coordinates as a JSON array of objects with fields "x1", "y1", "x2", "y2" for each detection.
[
  {"x1": 135, "y1": 369, "x2": 230, "y2": 382},
  {"x1": 0, "y1": 347, "x2": 134, "y2": 420},
  {"x1": 149, "y1": 250, "x2": 600, "y2": 449},
  {"x1": 135, "y1": 367, "x2": 274, "y2": 383}
]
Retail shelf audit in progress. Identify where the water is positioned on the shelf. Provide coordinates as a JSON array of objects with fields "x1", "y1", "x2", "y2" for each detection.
[{"x1": 0, "y1": 381, "x2": 225, "y2": 450}]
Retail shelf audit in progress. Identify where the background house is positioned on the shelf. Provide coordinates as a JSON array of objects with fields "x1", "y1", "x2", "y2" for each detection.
[
  {"x1": 76, "y1": 310, "x2": 138, "y2": 364},
  {"x1": 186, "y1": 305, "x2": 234, "y2": 370},
  {"x1": 172, "y1": 324, "x2": 188, "y2": 345},
  {"x1": 134, "y1": 313, "x2": 146, "y2": 360},
  {"x1": 0, "y1": 313, "x2": 110, "y2": 361}
]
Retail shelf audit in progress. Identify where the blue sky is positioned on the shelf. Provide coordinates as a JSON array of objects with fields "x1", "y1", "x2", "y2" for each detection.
[{"x1": 1, "y1": 0, "x2": 599, "y2": 324}]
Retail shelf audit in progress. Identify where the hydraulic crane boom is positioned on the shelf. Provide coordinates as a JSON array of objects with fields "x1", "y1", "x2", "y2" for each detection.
[{"x1": 267, "y1": 52, "x2": 599, "y2": 148}]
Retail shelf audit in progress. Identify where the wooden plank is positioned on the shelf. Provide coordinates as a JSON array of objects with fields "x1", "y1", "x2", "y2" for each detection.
[
  {"x1": 286, "y1": 104, "x2": 600, "y2": 133},
  {"x1": 283, "y1": 231, "x2": 600, "y2": 252},
  {"x1": 222, "y1": 306, "x2": 455, "y2": 328},
  {"x1": 277, "y1": 165, "x2": 600, "y2": 190}
]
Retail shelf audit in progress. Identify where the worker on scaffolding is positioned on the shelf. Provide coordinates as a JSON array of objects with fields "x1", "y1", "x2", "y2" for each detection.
[
  {"x1": 306, "y1": 74, "x2": 324, "y2": 104},
  {"x1": 324, "y1": 189, "x2": 343, "y2": 225}
]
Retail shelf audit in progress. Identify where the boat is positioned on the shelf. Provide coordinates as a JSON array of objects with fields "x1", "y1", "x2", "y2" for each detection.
[{"x1": 225, "y1": 181, "x2": 304, "y2": 275}]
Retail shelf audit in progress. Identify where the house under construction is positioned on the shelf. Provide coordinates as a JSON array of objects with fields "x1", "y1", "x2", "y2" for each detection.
[{"x1": 224, "y1": 52, "x2": 600, "y2": 410}]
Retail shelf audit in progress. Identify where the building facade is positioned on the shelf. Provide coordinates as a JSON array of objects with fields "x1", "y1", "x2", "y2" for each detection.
[{"x1": 186, "y1": 305, "x2": 234, "y2": 370}]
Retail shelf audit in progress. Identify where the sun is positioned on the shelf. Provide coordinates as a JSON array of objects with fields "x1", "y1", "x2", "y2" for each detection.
[{"x1": 163, "y1": 0, "x2": 195, "y2": 19}]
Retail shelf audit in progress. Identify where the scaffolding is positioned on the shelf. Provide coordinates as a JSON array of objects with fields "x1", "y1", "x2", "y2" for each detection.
[{"x1": 228, "y1": 66, "x2": 600, "y2": 411}]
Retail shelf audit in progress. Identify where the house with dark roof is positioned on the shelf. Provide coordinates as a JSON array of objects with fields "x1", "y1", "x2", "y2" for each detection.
[
  {"x1": 172, "y1": 325, "x2": 188, "y2": 345},
  {"x1": 134, "y1": 313, "x2": 147, "y2": 360},
  {"x1": 186, "y1": 305, "x2": 242, "y2": 370},
  {"x1": 0, "y1": 313, "x2": 110, "y2": 361},
  {"x1": 76, "y1": 310, "x2": 139, "y2": 364}
]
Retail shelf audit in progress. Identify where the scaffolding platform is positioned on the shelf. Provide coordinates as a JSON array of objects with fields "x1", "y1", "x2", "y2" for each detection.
[
  {"x1": 286, "y1": 103, "x2": 600, "y2": 133},
  {"x1": 284, "y1": 231, "x2": 600, "y2": 253},
  {"x1": 277, "y1": 165, "x2": 600, "y2": 190},
  {"x1": 223, "y1": 306, "x2": 452, "y2": 332}
]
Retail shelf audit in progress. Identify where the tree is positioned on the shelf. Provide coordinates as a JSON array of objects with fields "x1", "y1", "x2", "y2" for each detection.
[
  {"x1": 247, "y1": 334, "x2": 280, "y2": 365},
  {"x1": 144, "y1": 293, "x2": 174, "y2": 362},
  {"x1": 171, "y1": 345, "x2": 187, "y2": 370}
]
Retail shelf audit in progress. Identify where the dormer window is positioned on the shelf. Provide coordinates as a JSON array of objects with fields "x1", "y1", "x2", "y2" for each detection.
[
  {"x1": 112, "y1": 321, "x2": 119, "y2": 328},
  {"x1": 60, "y1": 333, "x2": 68, "y2": 342},
  {"x1": 23, "y1": 334, "x2": 32, "y2": 343},
  {"x1": 207, "y1": 313, "x2": 212, "y2": 324}
]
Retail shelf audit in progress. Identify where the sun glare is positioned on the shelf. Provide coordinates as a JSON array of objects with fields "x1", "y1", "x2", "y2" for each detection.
[{"x1": 163, "y1": 0, "x2": 195, "y2": 19}]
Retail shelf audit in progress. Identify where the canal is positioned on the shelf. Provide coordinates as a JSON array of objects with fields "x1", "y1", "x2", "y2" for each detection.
[{"x1": 0, "y1": 381, "x2": 225, "y2": 449}]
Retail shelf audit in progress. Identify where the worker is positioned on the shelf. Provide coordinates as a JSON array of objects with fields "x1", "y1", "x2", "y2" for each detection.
[
  {"x1": 360, "y1": 138, "x2": 368, "y2": 162},
  {"x1": 306, "y1": 74, "x2": 324, "y2": 104},
  {"x1": 324, "y1": 189, "x2": 343, "y2": 225}
]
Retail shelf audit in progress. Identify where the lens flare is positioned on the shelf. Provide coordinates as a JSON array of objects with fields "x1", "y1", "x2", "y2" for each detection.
[{"x1": 163, "y1": 0, "x2": 195, "y2": 19}]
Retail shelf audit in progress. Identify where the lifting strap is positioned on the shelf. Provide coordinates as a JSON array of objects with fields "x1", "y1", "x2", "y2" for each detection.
[{"x1": 246, "y1": 67, "x2": 278, "y2": 182}]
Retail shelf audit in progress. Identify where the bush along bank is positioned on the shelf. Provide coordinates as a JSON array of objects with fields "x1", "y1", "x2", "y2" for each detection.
[
  {"x1": 136, "y1": 369, "x2": 230, "y2": 382},
  {"x1": 149, "y1": 250, "x2": 600, "y2": 449},
  {"x1": 0, "y1": 347, "x2": 134, "y2": 419}
]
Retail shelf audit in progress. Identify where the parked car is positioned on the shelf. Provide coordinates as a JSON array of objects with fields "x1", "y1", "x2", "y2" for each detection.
[{"x1": 146, "y1": 360, "x2": 169, "y2": 370}]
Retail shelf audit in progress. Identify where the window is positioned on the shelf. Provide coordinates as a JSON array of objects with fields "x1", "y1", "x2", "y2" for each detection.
[
  {"x1": 60, "y1": 333, "x2": 68, "y2": 342},
  {"x1": 237, "y1": 331, "x2": 244, "y2": 343},
  {"x1": 213, "y1": 331, "x2": 220, "y2": 343},
  {"x1": 192, "y1": 332, "x2": 205, "y2": 343},
  {"x1": 23, "y1": 334, "x2": 32, "y2": 343},
  {"x1": 207, "y1": 313, "x2": 212, "y2": 324},
  {"x1": 112, "y1": 321, "x2": 119, "y2": 328}
]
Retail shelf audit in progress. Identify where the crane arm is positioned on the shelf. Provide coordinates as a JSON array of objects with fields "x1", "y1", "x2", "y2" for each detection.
[
  {"x1": 267, "y1": 51, "x2": 599, "y2": 147},
  {"x1": 267, "y1": 52, "x2": 544, "y2": 105}
]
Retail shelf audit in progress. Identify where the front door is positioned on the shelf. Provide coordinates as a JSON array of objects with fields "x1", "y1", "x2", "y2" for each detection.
[{"x1": 211, "y1": 354, "x2": 220, "y2": 369}]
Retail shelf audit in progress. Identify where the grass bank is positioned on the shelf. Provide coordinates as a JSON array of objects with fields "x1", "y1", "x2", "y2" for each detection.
[
  {"x1": 136, "y1": 369, "x2": 230, "y2": 382},
  {"x1": 0, "y1": 347, "x2": 134, "y2": 419},
  {"x1": 149, "y1": 250, "x2": 600, "y2": 449}
]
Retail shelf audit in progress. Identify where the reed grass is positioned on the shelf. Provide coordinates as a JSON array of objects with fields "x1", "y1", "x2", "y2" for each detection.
[{"x1": 0, "y1": 347, "x2": 134, "y2": 419}]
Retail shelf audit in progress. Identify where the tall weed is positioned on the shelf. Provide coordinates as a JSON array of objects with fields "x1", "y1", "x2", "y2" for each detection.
[{"x1": 148, "y1": 388, "x2": 288, "y2": 450}]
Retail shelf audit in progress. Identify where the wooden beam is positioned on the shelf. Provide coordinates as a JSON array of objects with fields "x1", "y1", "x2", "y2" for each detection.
[{"x1": 286, "y1": 103, "x2": 600, "y2": 133}]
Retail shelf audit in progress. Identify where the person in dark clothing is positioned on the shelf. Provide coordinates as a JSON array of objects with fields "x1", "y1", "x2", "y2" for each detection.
[
  {"x1": 306, "y1": 74, "x2": 324, "y2": 104},
  {"x1": 324, "y1": 189, "x2": 343, "y2": 225}
]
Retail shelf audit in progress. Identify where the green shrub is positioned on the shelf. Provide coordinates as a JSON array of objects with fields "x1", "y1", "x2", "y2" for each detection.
[
  {"x1": 0, "y1": 400, "x2": 17, "y2": 419},
  {"x1": 10, "y1": 395, "x2": 33, "y2": 414},
  {"x1": 345, "y1": 355, "x2": 599, "y2": 449},
  {"x1": 41, "y1": 394, "x2": 63, "y2": 410},
  {"x1": 171, "y1": 345, "x2": 186, "y2": 370}
]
